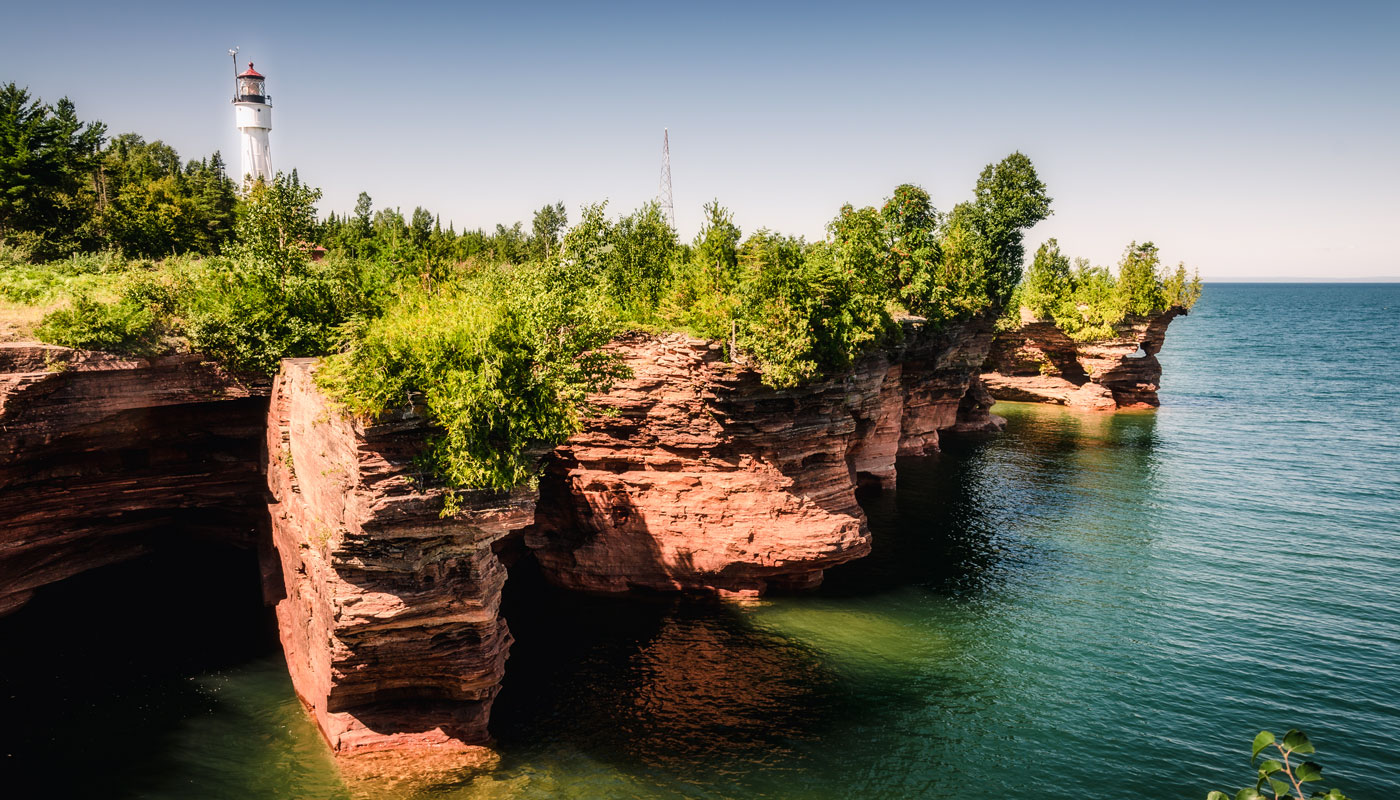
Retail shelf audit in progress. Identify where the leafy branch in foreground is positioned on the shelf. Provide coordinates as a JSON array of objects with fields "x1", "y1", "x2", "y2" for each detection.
[{"x1": 1207, "y1": 729, "x2": 1350, "y2": 800}]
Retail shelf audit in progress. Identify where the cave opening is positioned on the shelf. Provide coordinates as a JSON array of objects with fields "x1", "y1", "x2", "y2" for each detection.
[{"x1": 0, "y1": 530, "x2": 280, "y2": 791}]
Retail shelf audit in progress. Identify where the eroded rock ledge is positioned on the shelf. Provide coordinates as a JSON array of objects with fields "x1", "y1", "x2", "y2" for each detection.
[
  {"x1": 981, "y1": 308, "x2": 1184, "y2": 410},
  {"x1": 526, "y1": 318, "x2": 1002, "y2": 597},
  {"x1": 0, "y1": 343, "x2": 267, "y2": 616}
]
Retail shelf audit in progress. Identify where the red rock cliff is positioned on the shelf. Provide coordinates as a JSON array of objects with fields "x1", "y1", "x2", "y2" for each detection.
[
  {"x1": 525, "y1": 318, "x2": 1000, "y2": 597},
  {"x1": 0, "y1": 343, "x2": 267, "y2": 616},
  {"x1": 982, "y1": 308, "x2": 1184, "y2": 409},
  {"x1": 264, "y1": 359, "x2": 532, "y2": 761}
]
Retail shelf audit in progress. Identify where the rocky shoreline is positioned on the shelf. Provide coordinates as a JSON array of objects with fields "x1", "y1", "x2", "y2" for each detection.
[{"x1": 1, "y1": 317, "x2": 1004, "y2": 765}]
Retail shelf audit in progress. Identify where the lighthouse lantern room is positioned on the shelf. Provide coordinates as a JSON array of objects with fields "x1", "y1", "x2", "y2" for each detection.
[{"x1": 232, "y1": 61, "x2": 272, "y2": 185}]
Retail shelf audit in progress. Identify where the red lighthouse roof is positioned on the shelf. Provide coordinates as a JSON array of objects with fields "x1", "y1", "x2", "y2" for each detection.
[{"x1": 237, "y1": 62, "x2": 264, "y2": 78}]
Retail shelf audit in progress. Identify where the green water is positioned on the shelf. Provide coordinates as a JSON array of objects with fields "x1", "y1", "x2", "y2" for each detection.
[{"x1": 3, "y1": 284, "x2": 1397, "y2": 798}]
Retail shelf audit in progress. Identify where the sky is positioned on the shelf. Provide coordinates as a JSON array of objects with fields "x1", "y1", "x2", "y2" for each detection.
[{"x1": 3, "y1": 0, "x2": 1397, "y2": 280}]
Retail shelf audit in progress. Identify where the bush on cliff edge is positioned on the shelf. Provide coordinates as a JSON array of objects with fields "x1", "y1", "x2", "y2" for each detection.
[
  {"x1": 1013, "y1": 239, "x2": 1203, "y2": 341},
  {"x1": 314, "y1": 261, "x2": 628, "y2": 492}
]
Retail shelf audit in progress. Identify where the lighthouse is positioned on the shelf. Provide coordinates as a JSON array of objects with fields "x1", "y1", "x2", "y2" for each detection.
[{"x1": 232, "y1": 62, "x2": 272, "y2": 185}]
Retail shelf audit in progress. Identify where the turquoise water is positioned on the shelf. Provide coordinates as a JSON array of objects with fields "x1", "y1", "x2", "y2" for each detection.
[{"x1": 2, "y1": 284, "x2": 1397, "y2": 798}]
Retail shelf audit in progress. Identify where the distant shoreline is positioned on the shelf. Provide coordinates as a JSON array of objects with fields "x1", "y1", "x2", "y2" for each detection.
[{"x1": 1202, "y1": 278, "x2": 1400, "y2": 284}]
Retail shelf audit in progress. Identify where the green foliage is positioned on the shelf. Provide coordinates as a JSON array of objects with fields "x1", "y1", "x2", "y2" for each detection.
[
  {"x1": 28, "y1": 262, "x2": 183, "y2": 353},
  {"x1": 655, "y1": 156, "x2": 1051, "y2": 387},
  {"x1": 1207, "y1": 729, "x2": 1350, "y2": 800},
  {"x1": 33, "y1": 291, "x2": 162, "y2": 353},
  {"x1": 1019, "y1": 238, "x2": 1072, "y2": 320},
  {"x1": 820, "y1": 156, "x2": 1050, "y2": 327},
  {"x1": 1163, "y1": 261, "x2": 1205, "y2": 309},
  {"x1": 0, "y1": 83, "x2": 106, "y2": 259},
  {"x1": 1014, "y1": 239, "x2": 1204, "y2": 341},
  {"x1": 98, "y1": 134, "x2": 237, "y2": 257},
  {"x1": 664, "y1": 200, "x2": 742, "y2": 340},
  {"x1": 879, "y1": 184, "x2": 943, "y2": 312},
  {"x1": 605, "y1": 201, "x2": 679, "y2": 322},
  {"x1": 175, "y1": 173, "x2": 385, "y2": 373},
  {"x1": 0, "y1": 249, "x2": 131, "y2": 304},
  {"x1": 315, "y1": 261, "x2": 626, "y2": 493},
  {"x1": 1117, "y1": 241, "x2": 1168, "y2": 316},
  {"x1": 530, "y1": 201, "x2": 567, "y2": 260},
  {"x1": 951, "y1": 151, "x2": 1054, "y2": 309},
  {"x1": 0, "y1": 84, "x2": 235, "y2": 260}
]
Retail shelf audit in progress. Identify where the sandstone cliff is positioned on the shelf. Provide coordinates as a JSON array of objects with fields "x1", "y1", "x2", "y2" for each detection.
[
  {"x1": 0, "y1": 342, "x2": 267, "y2": 616},
  {"x1": 982, "y1": 308, "x2": 1184, "y2": 409},
  {"x1": 2, "y1": 317, "x2": 1004, "y2": 768},
  {"x1": 264, "y1": 359, "x2": 531, "y2": 761},
  {"x1": 525, "y1": 318, "x2": 1001, "y2": 597}
]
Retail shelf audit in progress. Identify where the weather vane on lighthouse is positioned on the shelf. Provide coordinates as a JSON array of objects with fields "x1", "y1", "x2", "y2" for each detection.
[{"x1": 228, "y1": 48, "x2": 273, "y2": 186}]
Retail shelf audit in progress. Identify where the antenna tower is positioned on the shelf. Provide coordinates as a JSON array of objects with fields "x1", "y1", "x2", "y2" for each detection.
[{"x1": 659, "y1": 128, "x2": 675, "y2": 229}]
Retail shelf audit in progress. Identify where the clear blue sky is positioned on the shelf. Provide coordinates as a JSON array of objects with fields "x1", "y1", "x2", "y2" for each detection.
[{"x1": 4, "y1": 0, "x2": 1397, "y2": 279}]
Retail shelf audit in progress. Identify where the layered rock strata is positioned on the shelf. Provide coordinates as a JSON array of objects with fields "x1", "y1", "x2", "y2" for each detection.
[
  {"x1": 0, "y1": 343, "x2": 267, "y2": 616},
  {"x1": 525, "y1": 319, "x2": 1001, "y2": 597},
  {"x1": 264, "y1": 359, "x2": 533, "y2": 759},
  {"x1": 982, "y1": 308, "x2": 1184, "y2": 409}
]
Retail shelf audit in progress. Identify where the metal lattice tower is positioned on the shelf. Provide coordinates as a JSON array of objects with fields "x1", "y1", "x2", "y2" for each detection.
[{"x1": 659, "y1": 128, "x2": 675, "y2": 229}]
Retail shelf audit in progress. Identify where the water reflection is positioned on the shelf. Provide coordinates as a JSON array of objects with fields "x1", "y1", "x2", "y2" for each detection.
[
  {"x1": 475, "y1": 403, "x2": 1170, "y2": 798},
  {"x1": 492, "y1": 565, "x2": 841, "y2": 774}
]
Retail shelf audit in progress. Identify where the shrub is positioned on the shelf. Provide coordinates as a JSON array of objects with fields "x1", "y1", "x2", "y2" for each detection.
[
  {"x1": 315, "y1": 261, "x2": 627, "y2": 492},
  {"x1": 180, "y1": 173, "x2": 389, "y2": 373},
  {"x1": 34, "y1": 291, "x2": 163, "y2": 354}
]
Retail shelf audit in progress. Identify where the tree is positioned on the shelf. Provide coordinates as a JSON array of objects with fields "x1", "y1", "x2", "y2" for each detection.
[
  {"x1": 1021, "y1": 239, "x2": 1072, "y2": 320},
  {"x1": 944, "y1": 152, "x2": 1052, "y2": 310},
  {"x1": 663, "y1": 200, "x2": 741, "y2": 340},
  {"x1": 233, "y1": 170, "x2": 322, "y2": 274},
  {"x1": 531, "y1": 201, "x2": 567, "y2": 260},
  {"x1": 409, "y1": 206, "x2": 434, "y2": 251},
  {"x1": 94, "y1": 135, "x2": 236, "y2": 257},
  {"x1": 607, "y1": 200, "x2": 676, "y2": 318},
  {"x1": 879, "y1": 183, "x2": 942, "y2": 311},
  {"x1": 0, "y1": 83, "x2": 106, "y2": 257}
]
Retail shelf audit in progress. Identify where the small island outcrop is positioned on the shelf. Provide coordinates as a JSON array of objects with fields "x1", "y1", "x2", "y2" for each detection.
[{"x1": 982, "y1": 307, "x2": 1185, "y2": 409}]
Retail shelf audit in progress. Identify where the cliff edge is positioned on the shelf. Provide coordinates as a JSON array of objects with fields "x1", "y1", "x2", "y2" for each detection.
[{"x1": 0, "y1": 342, "x2": 268, "y2": 616}]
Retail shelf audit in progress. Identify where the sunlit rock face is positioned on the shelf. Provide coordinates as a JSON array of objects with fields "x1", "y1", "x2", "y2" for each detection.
[
  {"x1": 264, "y1": 359, "x2": 532, "y2": 760},
  {"x1": 982, "y1": 308, "x2": 1185, "y2": 409},
  {"x1": 0, "y1": 343, "x2": 267, "y2": 617},
  {"x1": 526, "y1": 319, "x2": 1000, "y2": 598}
]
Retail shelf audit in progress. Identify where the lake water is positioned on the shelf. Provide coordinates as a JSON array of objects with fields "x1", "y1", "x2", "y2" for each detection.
[{"x1": 2, "y1": 284, "x2": 1396, "y2": 798}]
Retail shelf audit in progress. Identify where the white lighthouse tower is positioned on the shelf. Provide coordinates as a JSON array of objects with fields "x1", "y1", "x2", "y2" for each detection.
[{"x1": 232, "y1": 61, "x2": 273, "y2": 185}]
